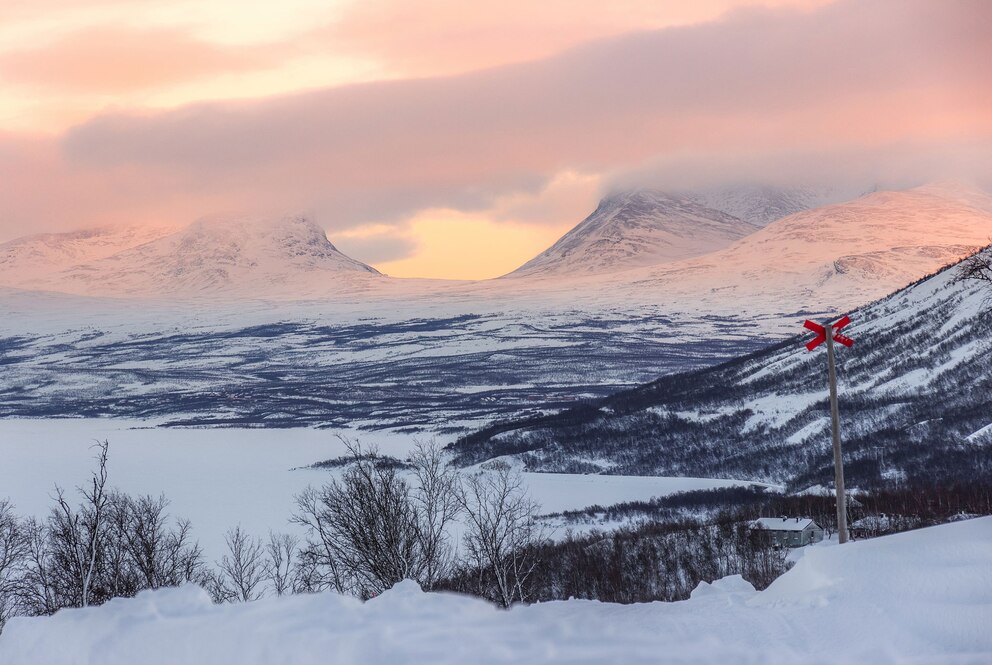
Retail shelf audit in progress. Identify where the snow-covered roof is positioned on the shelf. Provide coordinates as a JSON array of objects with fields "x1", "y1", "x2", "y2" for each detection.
[
  {"x1": 850, "y1": 514, "x2": 895, "y2": 529},
  {"x1": 752, "y1": 517, "x2": 818, "y2": 532}
]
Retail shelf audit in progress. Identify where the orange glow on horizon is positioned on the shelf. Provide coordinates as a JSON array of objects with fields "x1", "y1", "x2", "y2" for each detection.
[
  {"x1": 373, "y1": 212, "x2": 573, "y2": 280},
  {"x1": 0, "y1": 0, "x2": 988, "y2": 281}
]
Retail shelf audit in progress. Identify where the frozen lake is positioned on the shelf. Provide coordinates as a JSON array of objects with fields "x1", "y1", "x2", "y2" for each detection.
[{"x1": 0, "y1": 418, "x2": 767, "y2": 558}]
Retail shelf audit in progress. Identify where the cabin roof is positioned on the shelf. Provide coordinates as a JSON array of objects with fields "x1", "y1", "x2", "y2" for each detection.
[{"x1": 752, "y1": 517, "x2": 817, "y2": 532}]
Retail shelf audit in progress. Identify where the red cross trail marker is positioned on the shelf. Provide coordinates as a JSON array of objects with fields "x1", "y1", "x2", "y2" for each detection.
[
  {"x1": 803, "y1": 320, "x2": 827, "y2": 351},
  {"x1": 803, "y1": 315, "x2": 856, "y2": 544},
  {"x1": 804, "y1": 316, "x2": 855, "y2": 351}
]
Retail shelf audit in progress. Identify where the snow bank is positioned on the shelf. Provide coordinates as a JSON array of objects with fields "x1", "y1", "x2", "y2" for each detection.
[{"x1": 2, "y1": 518, "x2": 990, "y2": 665}]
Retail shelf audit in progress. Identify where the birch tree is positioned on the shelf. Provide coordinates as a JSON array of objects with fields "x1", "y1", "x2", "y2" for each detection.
[{"x1": 458, "y1": 461, "x2": 546, "y2": 608}]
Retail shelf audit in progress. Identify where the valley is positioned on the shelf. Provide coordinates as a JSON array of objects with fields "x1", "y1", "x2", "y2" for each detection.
[{"x1": 1, "y1": 183, "x2": 989, "y2": 434}]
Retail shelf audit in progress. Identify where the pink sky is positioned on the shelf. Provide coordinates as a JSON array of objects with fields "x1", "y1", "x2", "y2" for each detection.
[{"x1": 0, "y1": 0, "x2": 989, "y2": 278}]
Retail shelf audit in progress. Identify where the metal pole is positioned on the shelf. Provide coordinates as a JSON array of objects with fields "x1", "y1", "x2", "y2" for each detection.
[{"x1": 825, "y1": 324, "x2": 848, "y2": 543}]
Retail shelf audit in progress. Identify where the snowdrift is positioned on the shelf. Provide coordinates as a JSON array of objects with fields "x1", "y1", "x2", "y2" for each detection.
[{"x1": 2, "y1": 518, "x2": 990, "y2": 664}]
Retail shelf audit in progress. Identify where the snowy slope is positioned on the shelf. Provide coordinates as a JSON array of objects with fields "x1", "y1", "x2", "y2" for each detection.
[
  {"x1": 507, "y1": 190, "x2": 761, "y2": 277},
  {"x1": 684, "y1": 183, "x2": 859, "y2": 227},
  {"x1": 2, "y1": 517, "x2": 989, "y2": 664},
  {"x1": 0, "y1": 224, "x2": 178, "y2": 289},
  {"x1": 584, "y1": 183, "x2": 992, "y2": 314},
  {"x1": 0, "y1": 215, "x2": 381, "y2": 297},
  {"x1": 452, "y1": 244, "x2": 992, "y2": 486}
]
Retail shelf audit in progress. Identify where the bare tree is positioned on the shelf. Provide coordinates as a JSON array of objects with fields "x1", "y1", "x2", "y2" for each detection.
[
  {"x1": 101, "y1": 491, "x2": 137, "y2": 599},
  {"x1": 0, "y1": 500, "x2": 28, "y2": 630},
  {"x1": 293, "y1": 488, "x2": 346, "y2": 595},
  {"x1": 458, "y1": 461, "x2": 546, "y2": 608},
  {"x1": 954, "y1": 246, "x2": 992, "y2": 285},
  {"x1": 16, "y1": 518, "x2": 61, "y2": 616},
  {"x1": 4, "y1": 443, "x2": 206, "y2": 621},
  {"x1": 293, "y1": 441, "x2": 422, "y2": 599},
  {"x1": 264, "y1": 531, "x2": 298, "y2": 597},
  {"x1": 409, "y1": 441, "x2": 461, "y2": 590},
  {"x1": 214, "y1": 526, "x2": 266, "y2": 603},
  {"x1": 118, "y1": 494, "x2": 205, "y2": 590},
  {"x1": 50, "y1": 440, "x2": 110, "y2": 608}
]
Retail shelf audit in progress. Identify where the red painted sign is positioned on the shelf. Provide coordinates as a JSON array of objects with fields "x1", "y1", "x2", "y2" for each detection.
[
  {"x1": 804, "y1": 317, "x2": 855, "y2": 350},
  {"x1": 832, "y1": 333, "x2": 854, "y2": 347},
  {"x1": 803, "y1": 320, "x2": 827, "y2": 351}
]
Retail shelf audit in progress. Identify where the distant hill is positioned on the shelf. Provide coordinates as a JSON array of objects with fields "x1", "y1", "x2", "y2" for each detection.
[
  {"x1": 449, "y1": 245, "x2": 992, "y2": 490},
  {"x1": 0, "y1": 214, "x2": 380, "y2": 297},
  {"x1": 0, "y1": 184, "x2": 990, "y2": 433},
  {"x1": 0, "y1": 224, "x2": 177, "y2": 287}
]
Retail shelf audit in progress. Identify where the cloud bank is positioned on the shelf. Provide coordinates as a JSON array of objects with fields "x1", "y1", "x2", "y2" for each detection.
[{"x1": 1, "y1": 0, "x2": 990, "y2": 251}]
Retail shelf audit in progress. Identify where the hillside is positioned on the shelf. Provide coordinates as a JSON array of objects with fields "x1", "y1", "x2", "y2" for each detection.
[
  {"x1": 0, "y1": 224, "x2": 178, "y2": 289},
  {"x1": 2, "y1": 518, "x2": 989, "y2": 664},
  {"x1": 450, "y1": 247, "x2": 992, "y2": 489}
]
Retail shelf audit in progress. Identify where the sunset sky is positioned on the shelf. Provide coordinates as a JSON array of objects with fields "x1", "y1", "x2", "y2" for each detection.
[{"x1": 1, "y1": 0, "x2": 989, "y2": 278}]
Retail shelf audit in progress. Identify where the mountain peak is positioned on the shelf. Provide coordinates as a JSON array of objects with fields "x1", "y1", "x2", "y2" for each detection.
[
  {"x1": 0, "y1": 214, "x2": 381, "y2": 298},
  {"x1": 506, "y1": 189, "x2": 759, "y2": 278},
  {"x1": 177, "y1": 213, "x2": 360, "y2": 264}
]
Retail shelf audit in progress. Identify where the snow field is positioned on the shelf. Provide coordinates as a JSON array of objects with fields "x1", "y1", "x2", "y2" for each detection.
[
  {"x1": 1, "y1": 517, "x2": 989, "y2": 664},
  {"x1": 0, "y1": 419, "x2": 765, "y2": 558}
]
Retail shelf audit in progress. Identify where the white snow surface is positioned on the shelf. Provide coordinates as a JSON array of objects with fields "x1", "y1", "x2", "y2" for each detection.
[
  {"x1": 1, "y1": 517, "x2": 989, "y2": 665},
  {"x1": 0, "y1": 419, "x2": 762, "y2": 559}
]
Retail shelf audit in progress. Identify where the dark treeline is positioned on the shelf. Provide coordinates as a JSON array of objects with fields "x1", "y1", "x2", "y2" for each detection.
[
  {"x1": 544, "y1": 482, "x2": 992, "y2": 533},
  {"x1": 441, "y1": 516, "x2": 789, "y2": 604},
  {"x1": 488, "y1": 480, "x2": 992, "y2": 605}
]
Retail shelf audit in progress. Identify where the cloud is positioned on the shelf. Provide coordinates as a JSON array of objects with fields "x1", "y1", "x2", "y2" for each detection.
[
  {"x1": 485, "y1": 171, "x2": 603, "y2": 227},
  {"x1": 315, "y1": 0, "x2": 830, "y2": 78},
  {"x1": 604, "y1": 141, "x2": 992, "y2": 195},
  {"x1": 0, "y1": 0, "x2": 137, "y2": 22},
  {"x1": 331, "y1": 233, "x2": 417, "y2": 264},
  {"x1": 0, "y1": 26, "x2": 279, "y2": 93},
  {"x1": 2, "y1": 0, "x2": 989, "y2": 243}
]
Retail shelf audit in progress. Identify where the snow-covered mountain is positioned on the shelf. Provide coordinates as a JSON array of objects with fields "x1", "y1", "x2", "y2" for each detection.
[
  {"x1": 682, "y1": 183, "x2": 862, "y2": 227},
  {"x1": 0, "y1": 215, "x2": 381, "y2": 297},
  {"x1": 451, "y1": 244, "x2": 992, "y2": 488},
  {"x1": 0, "y1": 224, "x2": 178, "y2": 287},
  {"x1": 506, "y1": 191, "x2": 761, "y2": 278},
  {"x1": 592, "y1": 183, "x2": 992, "y2": 315},
  {"x1": 504, "y1": 184, "x2": 861, "y2": 279},
  {"x1": 2, "y1": 183, "x2": 987, "y2": 307}
]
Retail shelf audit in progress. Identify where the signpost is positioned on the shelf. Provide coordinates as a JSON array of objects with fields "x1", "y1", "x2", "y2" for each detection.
[{"x1": 804, "y1": 315, "x2": 854, "y2": 543}]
